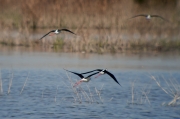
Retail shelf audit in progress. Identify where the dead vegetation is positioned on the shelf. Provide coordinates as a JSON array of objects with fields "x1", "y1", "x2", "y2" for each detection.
[{"x1": 0, "y1": 0, "x2": 180, "y2": 53}]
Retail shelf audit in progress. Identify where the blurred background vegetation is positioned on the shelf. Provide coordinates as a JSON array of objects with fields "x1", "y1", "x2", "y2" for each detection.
[
  {"x1": 0, "y1": 0, "x2": 179, "y2": 29},
  {"x1": 0, "y1": 0, "x2": 180, "y2": 53}
]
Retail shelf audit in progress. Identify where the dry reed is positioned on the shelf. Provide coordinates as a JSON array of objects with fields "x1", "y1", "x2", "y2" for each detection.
[
  {"x1": 127, "y1": 79, "x2": 151, "y2": 105},
  {"x1": 0, "y1": 69, "x2": 3, "y2": 95},
  {"x1": 151, "y1": 75, "x2": 180, "y2": 106},
  {"x1": 8, "y1": 70, "x2": 13, "y2": 94},
  {"x1": 64, "y1": 71, "x2": 107, "y2": 104},
  {"x1": 0, "y1": 0, "x2": 180, "y2": 53},
  {"x1": 20, "y1": 72, "x2": 29, "y2": 95}
]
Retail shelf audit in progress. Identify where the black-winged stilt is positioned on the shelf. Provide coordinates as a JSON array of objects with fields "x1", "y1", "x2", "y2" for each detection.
[
  {"x1": 128, "y1": 14, "x2": 169, "y2": 22},
  {"x1": 64, "y1": 69, "x2": 99, "y2": 87},
  {"x1": 39, "y1": 29, "x2": 76, "y2": 40},
  {"x1": 77, "y1": 69, "x2": 121, "y2": 86}
]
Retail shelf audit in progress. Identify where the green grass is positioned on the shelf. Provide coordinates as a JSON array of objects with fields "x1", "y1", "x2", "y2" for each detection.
[{"x1": 53, "y1": 38, "x2": 64, "y2": 51}]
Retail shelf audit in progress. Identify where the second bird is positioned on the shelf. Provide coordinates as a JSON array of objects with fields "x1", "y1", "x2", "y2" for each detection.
[
  {"x1": 39, "y1": 29, "x2": 76, "y2": 40},
  {"x1": 64, "y1": 69, "x2": 99, "y2": 87},
  {"x1": 65, "y1": 68, "x2": 121, "y2": 87},
  {"x1": 81, "y1": 69, "x2": 121, "y2": 86},
  {"x1": 128, "y1": 14, "x2": 169, "y2": 22}
]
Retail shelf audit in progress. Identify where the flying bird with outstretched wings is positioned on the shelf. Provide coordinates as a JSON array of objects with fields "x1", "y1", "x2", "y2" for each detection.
[
  {"x1": 39, "y1": 29, "x2": 76, "y2": 40},
  {"x1": 128, "y1": 14, "x2": 169, "y2": 22}
]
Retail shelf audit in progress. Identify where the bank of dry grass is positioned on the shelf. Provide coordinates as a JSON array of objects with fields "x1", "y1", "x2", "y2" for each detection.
[
  {"x1": 0, "y1": 0, "x2": 180, "y2": 53},
  {"x1": 0, "y1": 0, "x2": 178, "y2": 29}
]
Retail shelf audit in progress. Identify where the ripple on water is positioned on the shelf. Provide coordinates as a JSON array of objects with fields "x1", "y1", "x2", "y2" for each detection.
[{"x1": 0, "y1": 64, "x2": 180, "y2": 118}]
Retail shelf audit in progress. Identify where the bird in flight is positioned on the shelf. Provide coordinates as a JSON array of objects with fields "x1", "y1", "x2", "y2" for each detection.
[
  {"x1": 39, "y1": 29, "x2": 76, "y2": 40},
  {"x1": 128, "y1": 14, "x2": 169, "y2": 22},
  {"x1": 80, "y1": 69, "x2": 121, "y2": 86},
  {"x1": 64, "y1": 69, "x2": 99, "y2": 87}
]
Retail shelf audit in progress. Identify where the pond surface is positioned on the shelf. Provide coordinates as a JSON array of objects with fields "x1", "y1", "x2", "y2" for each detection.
[
  {"x1": 1, "y1": 50, "x2": 180, "y2": 71},
  {"x1": 0, "y1": 50, "x2": 180, "y2": 119}
]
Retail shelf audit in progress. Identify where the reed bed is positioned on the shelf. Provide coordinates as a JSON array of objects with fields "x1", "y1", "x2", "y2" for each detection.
[
  {"x1": 0, "y1": 0, "x2": 178, "y2": 29},
  {"x1": 1, "y1": 30, "x2": 180, "y2": 53},
  {"x1": 0, "y1": 0, "x2": 180, "y2": 53}
]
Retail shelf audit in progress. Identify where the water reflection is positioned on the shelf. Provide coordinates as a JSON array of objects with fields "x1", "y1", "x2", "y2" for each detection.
[{"x1": 0, "y1": 48, "x2": 180, "y2": 71}]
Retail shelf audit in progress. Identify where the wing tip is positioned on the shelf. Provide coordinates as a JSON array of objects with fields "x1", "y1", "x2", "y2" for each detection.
[{"x1": 119, "y1": 83, "x2": 122, "y2": 87}]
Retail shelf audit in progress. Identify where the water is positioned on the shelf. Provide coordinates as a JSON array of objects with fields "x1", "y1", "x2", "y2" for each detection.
[{"x1": 0, "y1": 51, "x2": 180, "y2": 119}]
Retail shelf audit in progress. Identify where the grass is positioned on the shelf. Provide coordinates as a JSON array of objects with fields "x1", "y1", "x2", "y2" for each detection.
[
  {"x1": 63, "y1": 71, "x2": 106, "y2": 104},
  {"x1": 0, "y1": 69, "x2": 179, "y2": 106},
  {"x1": 20, "y1": 72, "x2": 29, "y2": 95},
  {"x1": 1, "y1": 35, "x2": 180, "y2": 53},
  {"x1": 0, "y1": 0, "x2": 178, "y2": 29},
  {"x1": 126, "y1": 73, "x2": 180, "y2": 106},
  {"x1": 8, "y1": 70, "x2": 13, "y2": 94},
  {"x1": 0, "y1": 0, "x2": 179, "y2": 53},
  {"x1": 128, "y1": 39, "x2": 180, "y2": 52},
  {"x1": 53, "y1": 38, "x2": 64, "y2": 51},
  {"x1": 0, "y1": 69, "x2": 3, "y2": 95},
  {"x1": 127, "y1": 79, "x2": 151, "y2": 105},
  {"x1": 151, "y1": 75, "x2": 180, "y2": 106}
]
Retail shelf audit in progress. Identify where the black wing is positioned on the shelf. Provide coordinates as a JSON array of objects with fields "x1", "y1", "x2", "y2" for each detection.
[
  {"x1": 39, "y1": 30, "x2": 55, "y2": 40},
  {"x1": 104, "y1": 70, "x2": 121, "y2": 86},
  {"x1": 64, "y1": 69, "x2": 84, "y2": 79},
  {"x1": 81, "y1": 69, "x2": 102, "y2": 74},
  {"x1": 151, "y1": 15, "x2": 169, "y2": 22},
  {"x1": 128, "y1": 14, "x2": 147, "y2": 19},
  {"x1": 60, "y1": 29, "x2": 76, "y2": 35},
  {"x1": 86, "y1": 72, "x2": 99, "y2": 78}
]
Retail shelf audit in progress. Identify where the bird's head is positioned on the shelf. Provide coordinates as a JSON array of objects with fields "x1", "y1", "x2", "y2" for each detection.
[{"x1": 101, "y1": 68, "x2": 107, "y2": 73}]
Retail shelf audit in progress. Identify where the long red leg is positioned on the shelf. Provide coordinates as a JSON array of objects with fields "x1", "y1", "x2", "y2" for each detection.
[
  {"x1": 95, "y1": 73, "x2": 102, "y2": 78},
  {"x1": 73, "y1": 80, "x2": 83, "y2": 87},
  {"x1": 49, "y1": 33, "x2": 55, "y2": 36}
]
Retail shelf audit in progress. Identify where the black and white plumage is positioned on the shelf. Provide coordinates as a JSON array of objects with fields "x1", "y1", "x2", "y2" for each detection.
[
  {"x1": 81, "y1": 69, "x2": 121, "y2": 86},
  {"x1": 64, "y1": 69, "x2": 99, "y2": 87},
  {"x1": 39, "y1": 29, "x2": 76, "y2": 40},
  {"x1": 128, "y1": 14, "x2": 169, "y2": 22}
]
